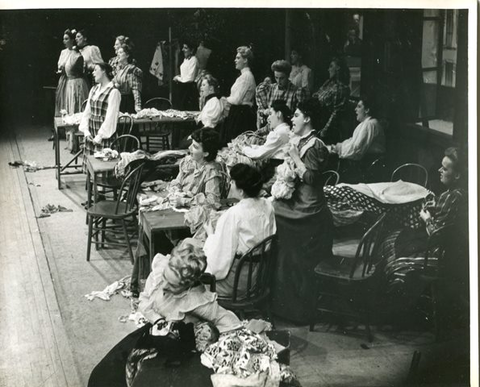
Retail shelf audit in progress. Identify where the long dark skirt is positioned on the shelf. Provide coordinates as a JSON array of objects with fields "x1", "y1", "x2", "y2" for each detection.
[
  {"x1": 173, "y1": 81, "x2": 199, "y2": 111},
  {"x1": 219, "y1": 105, "x2": 256, "y2": 146},
  {"x1": 120, "y1": 93, "x2": 136, "y2": 114},
  {"x1": 271, "y1": 207, "x2": 334, "y2": 324},
  {"x1": 88, "y1": 322, "x2": 198, "y2": 387}
]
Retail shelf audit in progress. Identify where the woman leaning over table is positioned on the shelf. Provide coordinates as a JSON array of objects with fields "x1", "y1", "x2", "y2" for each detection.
[
  {"x1": 271, "y1": 98, "x2": 334, "y2": 325},
  {"x1": 112, "y1": 43, "x2": 143, "y2": 114},
  {"x1": 79, "y1": 62, "x2": 121, "y2": 154},
  {"x1": 220, "y1": 46, "x2": 257, "y2": 146}
]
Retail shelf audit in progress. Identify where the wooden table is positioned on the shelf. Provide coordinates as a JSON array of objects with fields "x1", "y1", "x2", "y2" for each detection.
[
  {"x1": 85, "y1": 155, "x2": 119, "y2": 207},
  {"x1": 54, "y1": 117, "x2": 84, "y2": 189},
  {"x1": 53, "y1": 113, "x2": 198, "y2": 189}
]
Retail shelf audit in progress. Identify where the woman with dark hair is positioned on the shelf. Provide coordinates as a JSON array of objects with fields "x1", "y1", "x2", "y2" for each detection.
[
  {"x1": 112, "y1": 43, "x2": 143, "y2": 113},
  {"x1": 220, "y1": 46, "x2": 257, "y2": 146},
  {"x1": 79, "y1": 62, "x2": 121, "y2": 154},
  {"x1": 55, "y1": 28, "x2": 90, "y2": 150},
  {"x1": 196, "y1": 74, "x2": 226, "y2": 129},
  {"x1": 169, "y1": 127, "x2": 223, "y2": 208},
  {"x1": 272, "y1": 99, "x2": 333, "y2": 325},
  {"x1": 312, "y1": 56, "x2": 351, "y2": 144},
  {"x1": 75, "y1": 29, "x2": 103, "y2": 73},
  {"x1": 203, "y1": 163, "x2": 276, "y2": 298},
  {"x1": 108, "y1": 35, "x2": 129, "y2": 76},
  {"x1": 330, "y1": 96, "x2": 385, "y2": 161},
  {"x1": 173, "y1": 40, "x2": 199, "y2": 110},
  {"x1": 242, "y1": 99, "x2": 292, "y2": 160}
]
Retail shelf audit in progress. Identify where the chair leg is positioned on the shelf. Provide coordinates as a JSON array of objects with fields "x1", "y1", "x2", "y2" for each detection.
[
  {"x1": 94, "y1": 217, "x2": 100, "y2": 250},
  {"x1": 101, "y1": 218, "x2": 106, "y2": 248},
  {"x1": 87, "y1": 215, "x2": 93, "y2": 261},
  {"x1": 121, "y1": 219, "x2": 134, "y2": 264}
]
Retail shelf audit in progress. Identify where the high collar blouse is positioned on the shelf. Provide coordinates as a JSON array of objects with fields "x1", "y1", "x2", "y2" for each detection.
[{"x1": 226, "y1": 67, "x2": 256, "y2": 106}]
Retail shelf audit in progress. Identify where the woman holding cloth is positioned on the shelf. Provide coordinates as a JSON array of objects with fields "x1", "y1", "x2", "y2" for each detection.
[{"x1": 272, "y1": 99, "x2": 333, "y2": 325}]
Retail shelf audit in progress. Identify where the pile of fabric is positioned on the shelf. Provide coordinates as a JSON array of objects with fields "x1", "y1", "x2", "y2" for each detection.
[
  {"x1": 216, "y1": 132, "x2": 267, "y2": 168},
  {"x1": 132, "y1": 108, "x2": 199, "y2": 120},
  {"x1": 270, "y1": 157, "x2": 297, "y2": 200},
  {"x1": 114, "y1": 149, "x2": 187, "y2": 178},
  {"x1": 93, "y1": 148, "x2": 119, "y2": 160},
  {"x1": 60, "y1": 110, "x2": 84, "y2": 125}
]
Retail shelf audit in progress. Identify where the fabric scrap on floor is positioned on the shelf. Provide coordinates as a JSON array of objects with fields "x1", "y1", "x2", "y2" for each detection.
[
  {"x1": 38, "y1": 204, "x2": 73, "y2": 218},
  {"x1": 85, "y1": 275, "x2": 131, "y2": 301},
  {"x1": 9, "y1": 160, "x2": 55, "y2": 172}
]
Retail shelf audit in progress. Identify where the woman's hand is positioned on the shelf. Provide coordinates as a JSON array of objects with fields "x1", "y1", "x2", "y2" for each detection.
[
  {"x1": 173, "y1": 75, "x2": 180, "y2": 82},
  {"x1": 288, "y1": 143, "x2": 300, "y2": 162},
  {"x1": 419, "y1": 209, "x2": 432, "y2": 223},
  {"x1": 84, "y1": 135, "x2": 94, "y2": 143}
]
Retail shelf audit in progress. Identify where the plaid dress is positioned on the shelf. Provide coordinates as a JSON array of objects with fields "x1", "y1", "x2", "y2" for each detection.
[{"x1": 84, "y1": 83, "x2": 116, "y2": 155}]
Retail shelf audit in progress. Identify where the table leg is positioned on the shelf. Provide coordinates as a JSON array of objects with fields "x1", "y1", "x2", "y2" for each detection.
[
  {"x1": 149, "y1": 233, "x2": 155, "y2": 267},
  {"x1": 93, "y1": 172, "x2": 98, "y2": 203},
  {"x1": 55, "y1": 126, "x2": 62, "y2": 190}
]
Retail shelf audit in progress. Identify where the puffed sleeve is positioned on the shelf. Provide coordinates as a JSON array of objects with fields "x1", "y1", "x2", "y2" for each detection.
[
  {"x1": 191, "y1": 300, "x2": 242, "y2": 333},
  {"x1": 322, "y1": 83, "x2": 350, "y2": 134},
  {"x1": 255, "y1": 81, "x2": 272, "y2": 111},
  {"x1": 138, "y1": 254, "x2": 168, "y2": 324},
  {"x1": 79, "y1": 88, "x2": 94, "y2": 136},
  {"x1": 198, "y1": 98, "x2": 225, "y2": 128},
  {"x1": 204, "y1": 207, "x2": 239, "y2": 280},
  {"x1": 130, "y1": 67, "x2": 143, "y2": 111},
  {"x1": 243, "y1": 129, "x2": 289, "y2": 160},
  {"x1": 202, "y1": 166, "x2": 222, "y2": 207},
  {"x1": 299, "y1": 141, "x2": 329, "y2": 186},
  {"x1": 94, "y1": 88, "x2": 121, "y2": 143},
  {"x1": 337, "y1": 120, "x2": 378, "y2": 160},
  {"x1": 89, "y1": 46, "x2": 104, "y2": 69}
]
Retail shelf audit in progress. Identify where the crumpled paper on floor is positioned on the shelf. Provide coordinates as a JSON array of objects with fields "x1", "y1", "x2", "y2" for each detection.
[{"x1": 85, "y1": 275, "x2": 131, "y2": 301}]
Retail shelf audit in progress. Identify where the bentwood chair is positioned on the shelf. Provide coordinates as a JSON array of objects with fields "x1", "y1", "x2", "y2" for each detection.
[
  {"x1": 117, "y1": 114, "x2": 135, "y2": 137},
  {"x1": 310, "y1": 212, "x2": 387, "y2": 342},
  {"x1": 141, "y1": 97, "x2": 173, "y2": 152},
  {"x1": 391, "y1": 163, "x2": 428, "y2": 188},
  {"x1": 86, "y1": 163, "x2": 144, "y2": 263},
  {"x1": 322, "y1": 170, "x2": 340, "y2": 186},
  {"x1": 217, "y1": 234, "x2": 277, "y2": 323}
]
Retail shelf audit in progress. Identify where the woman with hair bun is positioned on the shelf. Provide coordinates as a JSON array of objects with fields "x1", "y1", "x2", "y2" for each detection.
[
  {"x1": 272, "y1": 99, "x2": 333, "y2": 325},
  {"x1": 242, "y1": 99, "x2": 292, "y2": 160},
  {"x1": 220, "y1": 46, "x2": 257, "y2": 146},
  {"x1": 203, "y1": 163, "x2": 276, "y2": 298},
  {"x1": 108, "y1": 35, "x2": 128, "y2": 77},
  {"x1": 75, "y1": 29, "x2": 103, "y2": 73},
  {"x1": 54, "y1": 28, "x2": 90, "y2": 150},
  {"x1": 112, "y1": 42, "x2": 143, "y2": 113},
  {"x1": 195, "y1": 74, "x2": 226, "y2": 129},
  {"x1": 79, "y1": 62, "x2": 121, "y2": 154}
]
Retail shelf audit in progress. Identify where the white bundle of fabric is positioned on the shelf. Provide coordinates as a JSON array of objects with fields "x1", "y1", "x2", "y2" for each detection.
[{"x1": 270, "y1": 158, "x2": 297, "y2": 200}]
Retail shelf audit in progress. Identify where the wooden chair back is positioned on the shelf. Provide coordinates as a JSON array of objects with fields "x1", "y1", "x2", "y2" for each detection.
[
  {"x1": 111, "y1": 134, "x2": 141, "y2": 153},
  {"x1": 114, "y1": 163, "x2": 144, "y2": 214},
  {"x1": 391, "y1": 163, "x2": 429, "y2": 187}
]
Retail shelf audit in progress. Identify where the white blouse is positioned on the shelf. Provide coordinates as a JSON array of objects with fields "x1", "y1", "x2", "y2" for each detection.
[
  {"x1": 243, "y1": 122, "x2": 291, "y2": 160},
  {"x1": 79, "y1": 82, "x2": 121, "y2": 143},
  {"x1": 226, "y1": 67, "x2": 256, "y2": 106},
  {"x1": 289, "y1": 65, "x2": 313, "y2": 94},
  {"x1": 178, "y1": 56, "x2": 198, "y2": 83},
  {"x1": 79, "y1": 45, "x2": 103, "y2": 71},
  {"x1": 196, "y1": 96, "x2": 227, "y2": 128},
  {"x1": 336, "y1": 117, "x2": 385, "y2": 160},
  {"x1": 204, "y1": 197, "x2": 276, "y2": 281}
]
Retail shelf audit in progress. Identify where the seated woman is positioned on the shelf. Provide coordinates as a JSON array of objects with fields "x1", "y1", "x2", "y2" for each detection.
[
  {"x1": 203, "y1": 164, "x2": 276, "y2": 298},
  {"x1": 169, "y1": 127, "x2": 223, "y2": 208},
  {"x1": 329, "y1": 96, "x2": 385, "y2": 161},
  {"x1": 195, "y1": 74, "x2": 227, "y2": 129},
  {"x1": 131, "y1": 127, "x2": 223, "y2": 296},
  {"x1": 271, "y1": 99, "x2": 333, "y2": 325},
  {"x1": 88, "y1": 238, "x2": 241, "y2": 387},
  {"x1": 242, "y1": 100, "x2": 292, "y2": 161}
]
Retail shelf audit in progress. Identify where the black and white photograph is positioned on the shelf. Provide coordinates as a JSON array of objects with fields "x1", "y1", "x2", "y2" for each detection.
[{"x1": 0, "y1": 1, "x2": 477, "y2": 386}]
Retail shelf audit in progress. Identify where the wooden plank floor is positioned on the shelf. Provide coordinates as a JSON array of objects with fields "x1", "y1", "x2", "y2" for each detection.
[{"x1": 0, "y1": 134, "x2": 81, "y2": 387}]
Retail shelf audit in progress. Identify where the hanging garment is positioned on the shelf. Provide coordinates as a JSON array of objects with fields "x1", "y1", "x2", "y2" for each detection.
[{"x1": 150, "y1": 42, "x2": 165, "y2": 86}]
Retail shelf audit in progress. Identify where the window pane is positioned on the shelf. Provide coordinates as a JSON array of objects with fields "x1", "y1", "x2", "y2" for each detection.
[
  {"x1": 423, "y1": 70, "x2": 437, "y2": 84},
  {"x1": 422, "y1": 20, "x2": 439, "y2": 68},
  {"x1": 424, "y1": 9, "x2": 440, "y2": 17}
]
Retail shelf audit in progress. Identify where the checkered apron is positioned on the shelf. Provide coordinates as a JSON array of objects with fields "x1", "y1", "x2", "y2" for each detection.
[{"x1": 84, "y1": 84, "x2": 116, "y2": 155}]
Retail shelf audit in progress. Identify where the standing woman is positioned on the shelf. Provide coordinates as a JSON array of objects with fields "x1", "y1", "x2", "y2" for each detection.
[
  {"x1": 312, "y1": 57, "x2": 350, "y2": 144},
  {"x1": 272, "y1": 99, "x2": 333, "y2": 325},
  {"x1": 79, "y1": 63, "x2": 121, "y2": 154},
  {"x1": 196, "y1": 74, "x2": 226, "y2": 129},
  {"x1": 173, "y1": 40, "x2": 199, "y2": 111},
  {"x1": 220, "y1": 46, "x2": 256, "y2": 146},
  {"x1": 55, "y1": 28, "x2": 89, "y2": 117},
  {"x1": 112, "y1": 43, "x2": 143, "y2": 113},
  {"x1": 289, "y1": 49, "x2": 314, "y2": 97},
  {"x1": 75, "y1": 29, "x2": 104, "y2": 80},
  {"x1": 108, "y1": 35, "x2": 128, "y2": 77}
]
